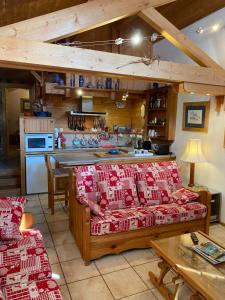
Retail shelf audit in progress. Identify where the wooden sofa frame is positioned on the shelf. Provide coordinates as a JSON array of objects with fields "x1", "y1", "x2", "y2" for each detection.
[{"x1": 68, "y1": 158, "x2": 211, "y2": 265}]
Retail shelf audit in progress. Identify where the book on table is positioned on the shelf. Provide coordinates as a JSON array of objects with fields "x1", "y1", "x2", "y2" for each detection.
[{"x1": 193, "y1": 241, "x2": 225, "y2": 264}]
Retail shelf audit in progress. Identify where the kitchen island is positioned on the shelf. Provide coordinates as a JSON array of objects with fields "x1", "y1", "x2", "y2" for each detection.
[{"x1": 53, "y1": 150, "x2": 175, "y2": 166}]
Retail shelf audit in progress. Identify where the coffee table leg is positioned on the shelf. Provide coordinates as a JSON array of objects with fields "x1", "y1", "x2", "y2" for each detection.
[{"x1": 149, "y1": 261, "x2": 172, "y2": 300}]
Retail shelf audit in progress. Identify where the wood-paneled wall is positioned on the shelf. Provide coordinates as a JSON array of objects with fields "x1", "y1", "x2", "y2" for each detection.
[{"x1": 44, "y1": 94, "x2": 146, "y2": 133}]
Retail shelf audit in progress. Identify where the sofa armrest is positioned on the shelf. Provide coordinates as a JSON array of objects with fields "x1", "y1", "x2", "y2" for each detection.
[
  {"x1": 196, "y1": 190, "x2": 211, "y2": 207},
  {"x1": 190, "y1": 189, "x2": 211, "y2": 234}
]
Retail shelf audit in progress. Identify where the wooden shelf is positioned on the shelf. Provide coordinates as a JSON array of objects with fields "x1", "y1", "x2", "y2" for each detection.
[
  {"x1": 145, "y1": 86, "x2": 178, "y2": 143},
  {"x1": 54, "y1": 85, "x2": 145, "y2": 95},
  {"x1": 67, "y1": 111, "x2": 107, "y2": 117},
  {"x1": 146, "y1": 86, "x2": 170, "y2": 95},
  {"x1": 148, "y1": 108, "x2": 167, "y2": 111},
  {"x1": 147, "y1": 124, "x2": 166, "y2": 128}
]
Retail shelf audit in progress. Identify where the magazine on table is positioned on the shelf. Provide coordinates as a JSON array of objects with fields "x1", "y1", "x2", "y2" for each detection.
[{"x1": 192, "y1": 241, "x2": 225, "y2": 265}]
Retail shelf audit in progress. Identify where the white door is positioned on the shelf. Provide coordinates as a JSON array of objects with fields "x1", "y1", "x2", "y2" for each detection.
[{"x1": 26, "y1": 155, "x2": 55, "y2": 194}]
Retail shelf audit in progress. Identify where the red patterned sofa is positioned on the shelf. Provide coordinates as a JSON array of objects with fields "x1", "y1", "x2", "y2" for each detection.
[
  {"x1": 69, "y1": 159, "x2": 211, "y2": 265},
  {"x1": 0, "y1": 197, "x2": 63, "y2": 300}
]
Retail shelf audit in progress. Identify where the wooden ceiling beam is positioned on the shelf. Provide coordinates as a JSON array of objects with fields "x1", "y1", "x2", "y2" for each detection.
[
  {"x1": 0, "y1": 37, "x2": 224, "y2": 87},
  {"x1": 179, "y1": 82, "x2": 225, "y2": 96},
  {"x1": 139, "y1": 7, "x2": 225, "y2": 71},
  {"x1": 0, "y1": 0, "x2": 175, "y2": 42}
]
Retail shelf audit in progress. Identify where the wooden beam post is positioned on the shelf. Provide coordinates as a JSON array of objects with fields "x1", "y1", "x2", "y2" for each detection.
[
  {"x1": 139, "y1": 7, "x2": 225, "y2": 72},
  {"x1": 215, "y1": 96, "x2": 225, "y2": 113},
  {"x1": 0, "y1": 0, "x2": 175, "y2": 42},
  {"x1": 0, "y1": 37, "x2": 225, "y2": 86}
]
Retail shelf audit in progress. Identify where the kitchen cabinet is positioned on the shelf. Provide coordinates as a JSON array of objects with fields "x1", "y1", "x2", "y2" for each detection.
[{"x1": 24, "y1": 117, "x2": 55, "y2": 133}]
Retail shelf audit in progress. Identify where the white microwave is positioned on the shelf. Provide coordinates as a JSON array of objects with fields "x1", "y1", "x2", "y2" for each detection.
[{"x1": 25, "y1": 133, "x2": 54, "y2": 152}]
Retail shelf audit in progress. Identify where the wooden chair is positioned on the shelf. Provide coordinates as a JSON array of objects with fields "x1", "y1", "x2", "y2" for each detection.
[{"x1": 45, "y1": 154, "x2": 70, "y2": 214}]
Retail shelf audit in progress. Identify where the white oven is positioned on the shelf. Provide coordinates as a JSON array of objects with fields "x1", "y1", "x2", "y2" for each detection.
[{"x1": 25, "y1": 133, "x2": 54, "y2": 153}]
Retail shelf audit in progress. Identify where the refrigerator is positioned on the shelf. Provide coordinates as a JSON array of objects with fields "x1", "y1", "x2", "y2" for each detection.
[{"x1": 26, "y1": 154, "x2": 55, "y2": 194}]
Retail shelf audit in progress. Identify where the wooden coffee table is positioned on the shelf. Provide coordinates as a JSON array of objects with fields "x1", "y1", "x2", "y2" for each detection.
[{"x1": 149, "y1": 232, "x2": 225, "y2": 300}]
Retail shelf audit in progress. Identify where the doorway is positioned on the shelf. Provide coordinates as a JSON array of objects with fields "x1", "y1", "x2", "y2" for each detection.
[{"x1": 0, "y1": 87, "x2": 30, "y2": 175}]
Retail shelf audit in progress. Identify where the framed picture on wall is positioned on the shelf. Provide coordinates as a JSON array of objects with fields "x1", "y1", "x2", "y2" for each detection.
[
  {"x1": 182, "y1": 101, "x2": 210, "y2": 133},
  {"x1": 20, "y1": 98, "x2": 32, "y2": 112}
]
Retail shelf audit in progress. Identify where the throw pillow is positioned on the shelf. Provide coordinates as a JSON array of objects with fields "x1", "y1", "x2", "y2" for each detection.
[{"x1": 171, "y1": 188, "x2": 199, "y2": 205}]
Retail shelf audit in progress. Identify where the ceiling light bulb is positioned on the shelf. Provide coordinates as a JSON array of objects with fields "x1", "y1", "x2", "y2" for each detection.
[
  {"x1": 77, "y1": 89, "x2": 83, "y2": 96},
  {"x1": 212, "y1": 24, "x2": 220, "y2": 32},
  {"x1": 206, "y1": 93, "x2": 211, "y2": 96},
  {"x1": 196, "y1": 26, "x2": 204, "y2": 34},
  {"x1": 131, "y1": 33, "x2": 143, "y2": 45},
  {"x1": 190, "y1": 92, "x2": 195, "y2": 95}
]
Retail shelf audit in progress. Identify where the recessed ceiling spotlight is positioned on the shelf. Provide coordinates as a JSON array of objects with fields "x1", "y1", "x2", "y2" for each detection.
[
  {"x1": 206, "y1": 93, "x2": 211, "y2": 96},
  {"x1": 190, "y1": 92, "x2": 195, "y2": 95},
  {"x1": 212, "y1": 24, "x2": 220, "y2": 32},
  {"x1": 131, "y1": 32, "x2": 143, "y2": 45},
  {"x1": 196, "y1": 26, "x2": 204, "y2": 34}
]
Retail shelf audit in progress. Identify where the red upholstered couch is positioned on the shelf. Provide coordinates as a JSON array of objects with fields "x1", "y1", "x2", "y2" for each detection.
[
  {"x1": 69, "y1": 160, "x2": 211, "y2": 265},
  {"x1": 0, "y1": 197, "x2": 63, "y2": 300}
]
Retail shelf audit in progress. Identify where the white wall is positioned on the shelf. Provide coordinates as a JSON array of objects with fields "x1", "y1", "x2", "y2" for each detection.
[{"x1": 154, "y1": 8, "x2": 225, "y2": 222}]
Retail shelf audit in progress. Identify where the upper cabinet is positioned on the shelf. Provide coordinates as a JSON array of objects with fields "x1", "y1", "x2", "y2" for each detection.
[
  {"x1": 145, "y1": 86, "x2": 178, "y2": 143},
  {"x1": 23, "y1": 117, "x2": 55, "y2": 133}
]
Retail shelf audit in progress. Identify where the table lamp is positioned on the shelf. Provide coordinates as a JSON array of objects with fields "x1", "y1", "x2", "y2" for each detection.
[{"x1": 181, "y1": 139, "x2": 206, "y2": 187}]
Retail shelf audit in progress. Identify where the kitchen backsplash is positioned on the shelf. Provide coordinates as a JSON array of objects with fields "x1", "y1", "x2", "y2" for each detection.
[{"x1": 62, "y1": 132, "x2": 133, "y2": 148}]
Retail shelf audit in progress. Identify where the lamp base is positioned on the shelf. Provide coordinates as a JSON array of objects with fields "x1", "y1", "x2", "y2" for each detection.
[{"x1": 188, "y1": 163, "x2": 195, "y2": 187}]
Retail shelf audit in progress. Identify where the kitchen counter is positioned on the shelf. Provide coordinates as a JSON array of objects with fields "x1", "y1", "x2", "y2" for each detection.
[
  {"x1": 54, "y1": 146, "x2": 134, "y2": 153},
  {"x1": 53, "y1": 151, "x2": 175, "y2": 166}
]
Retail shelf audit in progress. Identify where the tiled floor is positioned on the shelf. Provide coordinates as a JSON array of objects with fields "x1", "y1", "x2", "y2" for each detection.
[{"x1": 25, "y1": 194, "x2": 225, "y2": 300}]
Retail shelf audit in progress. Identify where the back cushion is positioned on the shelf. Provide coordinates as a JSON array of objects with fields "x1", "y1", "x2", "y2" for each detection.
[
  {"x1": 156, "y1": 161, "x2": 182, "y2": 193},
  {"x1": 134, "y1": 163, "x2": 171, "y2": 206},
  {"x1": 0, "y1": 197, "x2": 27, "y2": 241},
  {"x1": 96, "y1": 164, "x2": 139, "y2": 211},
  {"x1": 73, "y1": 165, "x2": 99, "y2": 203}
]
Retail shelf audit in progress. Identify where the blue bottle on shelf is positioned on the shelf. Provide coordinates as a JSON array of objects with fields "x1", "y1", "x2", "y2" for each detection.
[
  {"x1": 106, "y1": 78, "x2": 112, "y2": 89},
  {"x1": 79, "y1": 75, "x2": 85, "y2": 87}
]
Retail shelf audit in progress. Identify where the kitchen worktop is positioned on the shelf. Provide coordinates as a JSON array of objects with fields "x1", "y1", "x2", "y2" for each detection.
[
  {"x1": 53, "y1": 150, "x2": 175, "y2": 166},
  {"x1": 54, "y1": 146, "x2": 134, "y2": 153}
]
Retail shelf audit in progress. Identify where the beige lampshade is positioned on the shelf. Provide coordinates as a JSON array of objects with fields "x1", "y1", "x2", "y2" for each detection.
[{"x1": 181, "y1": 139, "x2": 206, "y2": 163}]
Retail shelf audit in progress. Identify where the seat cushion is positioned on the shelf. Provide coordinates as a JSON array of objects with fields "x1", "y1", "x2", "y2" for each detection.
[
  {"x1": 0, "y1": 244, "x2": 51, "y2": 286},
  {"x1": 171, "y1": 188, "x2": 199, "y2": 205},
  {"x1": 0, "y1": 229, "x2": 45, "y2": 260},
  {"x1": 0, "y1": 197, "x2": 27, "y2": 241},
  {"x1": 2, "y1": 279, "x2": 62, "y2": 300},
  {"x1": 96, "y1": 164, "x2": 139, "y2": 211},
  {"x1": 91, "y1": 206, "x2": 154, "y2": 236},
  {"x1": 151, "y1": 202, "x2": 207, "y2": 225}
]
